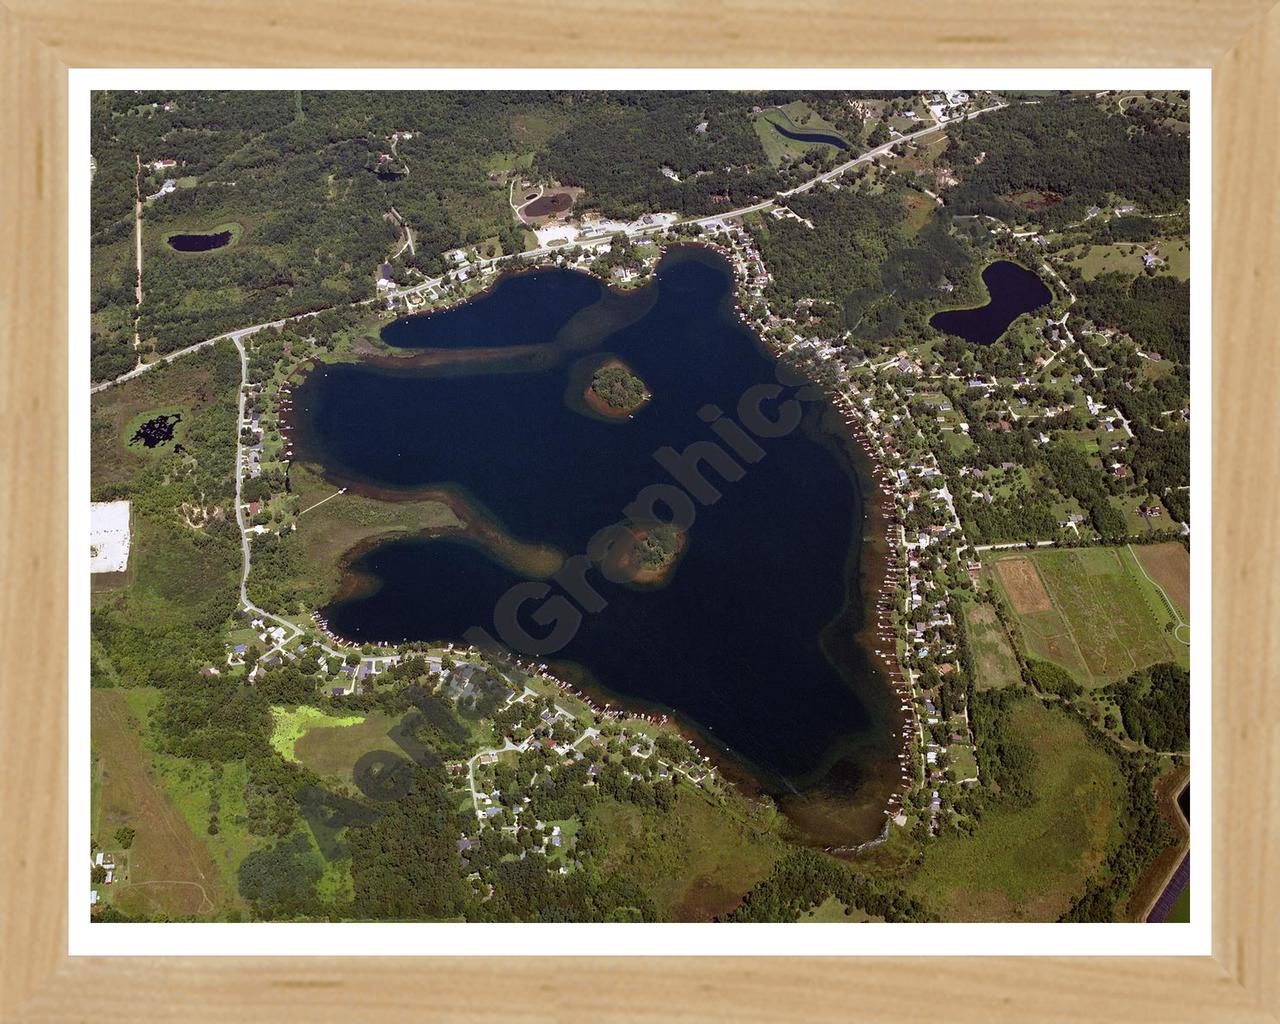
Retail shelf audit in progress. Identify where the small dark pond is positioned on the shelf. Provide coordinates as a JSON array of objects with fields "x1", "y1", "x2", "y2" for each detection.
[
  {"x1": 129, "y1": 412, "x2": 182, "y2": 449},
  {"x1": 524, "y1": 193, "x2": 573, "y2": 217},
  {"x1": 768, "y1": 117, "x2": 849, "y2": 151},
  {"x1": 1178, "y1": 783, "x2": 1190, "y2": 822},
  {"x1": 929, "y1": 260, "x2": 1052, "y2": 344},
  {"x1": 166, "y1": 230, "x2": 233, "y2": 253}
]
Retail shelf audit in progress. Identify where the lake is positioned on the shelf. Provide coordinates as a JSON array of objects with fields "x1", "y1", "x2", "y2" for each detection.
[
  {"x1": 166, "y1": 229, "x2": 233, "y2": 253},
  {"x1": 289, "y1": 247, "x2": 899, "y2": 842},
  {"x1": 929, "y1": 259, "x2": 1052, "y2": 344}
]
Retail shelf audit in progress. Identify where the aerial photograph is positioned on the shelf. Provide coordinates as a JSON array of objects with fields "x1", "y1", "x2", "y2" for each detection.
[{"x1": 87, "y1": 88, "x2": 1192, "y2": 925}]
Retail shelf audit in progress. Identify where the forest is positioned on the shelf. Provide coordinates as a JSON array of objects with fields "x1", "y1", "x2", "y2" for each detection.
[
  {"x1": 1105, "y1": 662, "x2": 1191, "y2": 752},
  {"x1": 753, "y1": 180, "x2": 979, "y2": 346},
  {"x1": 944, "y1": 95, "x2": 1190, "y2": 226},
  {"x1": 535, "y1": 92, "x2": 780, "y2": 218}
]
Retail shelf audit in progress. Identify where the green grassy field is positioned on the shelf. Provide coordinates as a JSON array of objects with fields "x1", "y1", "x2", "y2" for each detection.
[
  {"x1": 1061, "y1": 237, "x2": 1190, "y2": 282},
  {"x1": 290, "y1": 712, "x2": 408, "y2": 783},
  {"x1": 91, "y1": 689, "x2": 229, "y2": 919},
  {"x1": 987, "y1": 546, "x2": 1183, "y2": 688},
  {"x1": 588, "y1": 788, "x2": 782, "y2": 922},
  {"x1": 269, "y1": 705, "x2": 368, "y2": 762},
  {"x1": 752, "y1": 102, "x2": 848, "y2": 167},
  {"x1": 901, "y1": 696, "x2": 1120, "y2": 921},
  {"x1": 963, "y1": 599, "x2": 1023, "y2": 690},
  {"x1": 798, "y1": 895, "x2": 882, "y2": 922}
]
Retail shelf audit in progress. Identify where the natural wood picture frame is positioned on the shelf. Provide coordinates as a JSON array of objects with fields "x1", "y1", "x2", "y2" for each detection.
[{"x1": 1, "y1": 2, "x2": 1276, "y2": 1019}]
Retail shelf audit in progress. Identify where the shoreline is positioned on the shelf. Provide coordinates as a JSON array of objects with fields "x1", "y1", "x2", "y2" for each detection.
[{"x1": 705, "y1": 233, "x2": 920, "y2": 830}]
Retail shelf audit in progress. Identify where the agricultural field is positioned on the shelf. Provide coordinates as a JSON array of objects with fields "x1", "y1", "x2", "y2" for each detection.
[
  {"x1": 963, "y1": 599, "x2": 1023, "y2": 690},
  {"x1": 900, "y1": 696, "x2": 1121, "y2": 921},
  {"x1": 1133, "y1": 541, "x2": 1191, "y2": 622},
  {"x1": 986, "y1": 545, "x2": 1184, "y2": 688}
]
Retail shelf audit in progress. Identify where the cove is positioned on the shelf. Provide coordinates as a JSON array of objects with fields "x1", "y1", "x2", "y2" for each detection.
[
  {"x1": 166, "y1": 229, "x2": 233, "y2": 253},
  {"x1": 929, "y1": 259, "x2": 1052, "y2": 344},
  {"x1": 289, "y1": 247, "x2": 899, "y2": 842}
]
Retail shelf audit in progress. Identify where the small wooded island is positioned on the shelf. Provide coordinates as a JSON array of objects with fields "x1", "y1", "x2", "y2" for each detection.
[
  {"x1": 621, "y1": 523, "x2": 687, "y2": 586},
  {"x1": 586, "y1": 358, "x2": 650, "y2": 417}
]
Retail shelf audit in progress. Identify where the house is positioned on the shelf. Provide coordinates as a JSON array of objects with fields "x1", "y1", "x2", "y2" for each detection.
[{"x1": 151, "y1": 159, "x2": 177, "y2": 171}]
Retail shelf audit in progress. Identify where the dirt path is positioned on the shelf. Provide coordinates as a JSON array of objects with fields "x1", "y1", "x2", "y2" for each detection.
[{"x1": 133, "y1": 153, "x2": 143, "y2": 351}]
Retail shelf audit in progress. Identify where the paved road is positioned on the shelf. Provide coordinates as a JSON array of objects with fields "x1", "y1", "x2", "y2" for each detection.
[
  {"x1": 974, "y1": 540, "x2": 1057, "y2": 552},
  {"x1": 780, "y1": 103, "x2": 1006, "y2": 199},
  {"x1": 90, "y1": 308, "x2": 340, "y2": 395},
  {"x1": 92, "y1": 101, "x2": 1012, "y2": 395}
]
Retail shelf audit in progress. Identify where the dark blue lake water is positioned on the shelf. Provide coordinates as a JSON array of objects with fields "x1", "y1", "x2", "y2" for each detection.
[
  {"x1": 929, "y1": 259, "x2": 1052, "y2": 344},
  {"x1": 290, "y1": 248, "x2": 897, "y2": 837},
  {"x1": 768, "y1": 117, "x2": 849, "y2": 150},
  {"x1": 380, "y1": 270, "x2": 604, "y2": 349}
]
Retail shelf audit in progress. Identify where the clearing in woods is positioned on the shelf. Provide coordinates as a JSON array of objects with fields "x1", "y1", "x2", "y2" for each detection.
[
  {"x1": 91, "y1": 690, "x2": 222, "y2": 918},
  {"x1": 986, "y1": 546, "x2": 1183, "y2": 687}
]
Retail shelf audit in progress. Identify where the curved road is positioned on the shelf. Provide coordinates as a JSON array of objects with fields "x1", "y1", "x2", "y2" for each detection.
[{"x1": 91, "y1": 102, "x2": 1012, "y2": 396}]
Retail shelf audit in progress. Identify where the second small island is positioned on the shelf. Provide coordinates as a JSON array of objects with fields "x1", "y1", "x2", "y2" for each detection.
[
  {"x1": 619, "y1": 523, "x2": 687, "y2": 587},
  {"x1": 585, "y1": 357, "x2": 651, "y2": 418}
]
